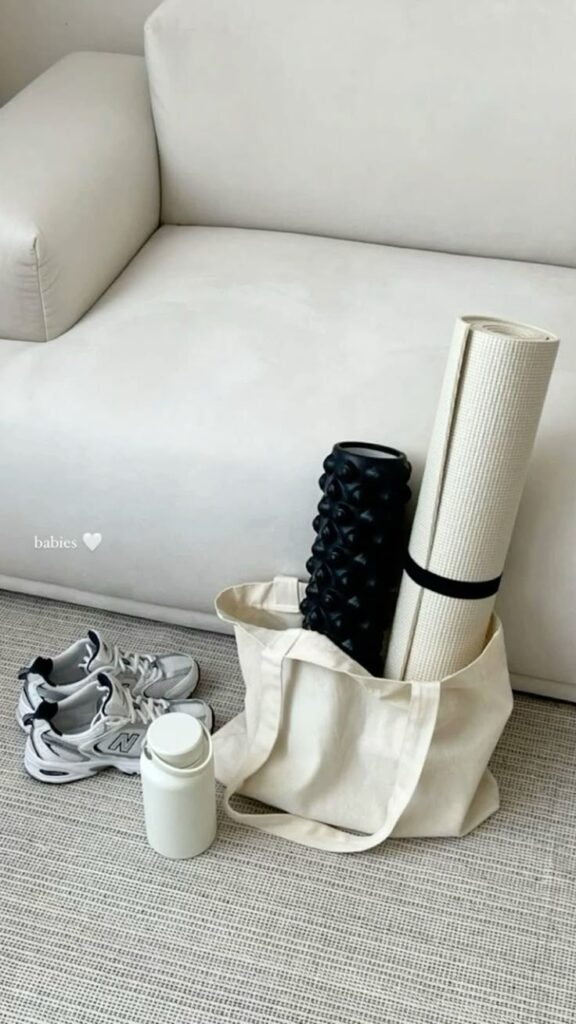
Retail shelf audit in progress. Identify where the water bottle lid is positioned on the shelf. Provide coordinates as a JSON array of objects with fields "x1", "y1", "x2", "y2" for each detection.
[{"x1": 146, "y1": 713, "x2": 205, "y2": 769}]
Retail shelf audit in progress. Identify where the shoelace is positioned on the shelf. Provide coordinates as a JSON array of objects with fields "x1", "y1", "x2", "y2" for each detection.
[
  {"x1": 124, "y1": 688, "x2": 168, "y2": 725},
  {"x1": 82, "y1": 641, "x2": 162, "y2": 687},
  {"x1": 96, "y1": 684, "x2": 168, "y2": 727},
  {"x1": 109, "y1": 645, "x2": 161, "y2": 684}
]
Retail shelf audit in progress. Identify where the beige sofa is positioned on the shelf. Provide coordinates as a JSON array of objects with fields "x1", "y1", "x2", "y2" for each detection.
[{"x1": 0, "y1": 0, "x2": 574, "y2": 699}]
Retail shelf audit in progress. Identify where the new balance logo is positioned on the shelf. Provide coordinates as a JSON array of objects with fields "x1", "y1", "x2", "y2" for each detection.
[{"x1": 107, "y1": 732, "x2": 140, "y2": 754}]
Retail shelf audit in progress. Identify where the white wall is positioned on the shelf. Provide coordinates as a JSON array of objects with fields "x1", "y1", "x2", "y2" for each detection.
[{"x1": 0, "y1": 0, "x2": 159, "y2": 102}]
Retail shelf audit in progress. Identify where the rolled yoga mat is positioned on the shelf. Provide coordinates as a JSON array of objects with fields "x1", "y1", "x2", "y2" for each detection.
[{"x1": 385, "y1": 316, "x2": 559, "y2": 682}]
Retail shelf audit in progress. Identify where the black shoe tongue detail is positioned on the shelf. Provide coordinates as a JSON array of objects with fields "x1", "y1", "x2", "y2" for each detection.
[
  {"x1": 97, "y1": 671, "x2": 113, "y2": 707},
  {"x1": 87, "y1": 630, "x2": 101, "y2": 667},
  {"x1": 96, "y1": 672, "x2": 127, "y2": 718},
  {"x1": 29, "y1": 656, "x2": 54, "y2": 682},
  {"x1": 30, "y1": 699, "x2": 61, "y2": 734}
]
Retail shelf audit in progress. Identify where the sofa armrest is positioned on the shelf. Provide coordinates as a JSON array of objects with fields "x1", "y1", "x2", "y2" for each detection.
[{"x1": 0, "y1": 52, "x2": 160, "y2": 342}]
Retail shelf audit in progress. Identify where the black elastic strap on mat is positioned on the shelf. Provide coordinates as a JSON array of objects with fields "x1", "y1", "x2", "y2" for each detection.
[{"x1": 405, "y1": 551, "x2": 502, "y2": 600}]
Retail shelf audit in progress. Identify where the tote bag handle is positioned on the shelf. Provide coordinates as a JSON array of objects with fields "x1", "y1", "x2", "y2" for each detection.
[{"x1": 223, "y1": 627, "x2": 441, "y2": 853}]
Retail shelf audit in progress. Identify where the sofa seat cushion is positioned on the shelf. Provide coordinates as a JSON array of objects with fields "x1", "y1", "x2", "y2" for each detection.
[{"x1": 0, "y1": 226, "x2": 574, "y2": 688}]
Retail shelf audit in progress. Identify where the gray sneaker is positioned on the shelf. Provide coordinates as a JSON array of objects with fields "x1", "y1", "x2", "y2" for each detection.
[{"x1": 24, "y1": 672, "x2": 214, "y2": 784}]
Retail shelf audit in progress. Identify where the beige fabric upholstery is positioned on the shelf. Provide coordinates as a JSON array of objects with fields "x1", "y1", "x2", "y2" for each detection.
[
  {"x1": 0, "y1": 8, "x2": 573, "y2": 698},
  {"x1": 0, "y1": 53, "x2": 160, "y2": 341},
  {"x1": 0, "y1": 226, "x2": 573, "y2": 692},
  {"x1": 145, "y1": 0, "x2": 576, "y2": 266}
]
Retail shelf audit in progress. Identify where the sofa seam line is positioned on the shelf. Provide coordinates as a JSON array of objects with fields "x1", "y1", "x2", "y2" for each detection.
[
  {"x1": 510, "y1": 670, "x2": 574, "y2": 689},
  {"x1": 32, "y1": 235, "x2": 49, "y2": 342}
]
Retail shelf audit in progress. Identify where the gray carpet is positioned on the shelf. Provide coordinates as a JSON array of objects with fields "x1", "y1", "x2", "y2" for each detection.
[{"x1": 1, "y1": 588, "x2": 575, "y2": 1024}]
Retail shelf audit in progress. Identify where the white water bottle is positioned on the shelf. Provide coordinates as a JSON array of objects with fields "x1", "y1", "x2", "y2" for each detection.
[{"x1": 141, "y1": 713, "x2": 217, "y2": 859}]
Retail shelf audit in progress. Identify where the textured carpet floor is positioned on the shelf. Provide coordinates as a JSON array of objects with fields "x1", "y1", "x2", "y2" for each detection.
[{"x1": 0, "y1": 589, "x2": 575, "y2": 1024}]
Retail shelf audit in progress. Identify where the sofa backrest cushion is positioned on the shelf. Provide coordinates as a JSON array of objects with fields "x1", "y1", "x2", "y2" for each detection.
[{"x1": 145, "y1": 0, "x2": 576, "y2": 266}]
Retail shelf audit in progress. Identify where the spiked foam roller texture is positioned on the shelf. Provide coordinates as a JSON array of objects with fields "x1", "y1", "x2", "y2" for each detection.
[{"x1": 300, "y1": 443, "x2": 411, "y2": 676}]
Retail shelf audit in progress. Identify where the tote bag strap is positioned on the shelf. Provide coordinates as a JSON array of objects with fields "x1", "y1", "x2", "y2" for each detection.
[
  {"x1": 261, "y1": 575, "x2": 305, "y2": 613},
  {"x1": 223, "y1": 629, "x2": 441, "y2": 854}
]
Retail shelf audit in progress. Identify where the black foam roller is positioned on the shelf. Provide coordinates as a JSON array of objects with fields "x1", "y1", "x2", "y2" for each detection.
[{"x1": 301, "y1": 442, "x2": 411, "y2": 675}]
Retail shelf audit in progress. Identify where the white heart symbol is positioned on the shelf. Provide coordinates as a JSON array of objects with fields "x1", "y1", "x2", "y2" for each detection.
[{"x1": 82, "y1": 532, "x2": 102, "y2": 552}]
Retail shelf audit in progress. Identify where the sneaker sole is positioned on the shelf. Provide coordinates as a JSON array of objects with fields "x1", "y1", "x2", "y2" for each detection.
[{"x1": 24, "y1": 736, "x2": 142, "y2": 784}]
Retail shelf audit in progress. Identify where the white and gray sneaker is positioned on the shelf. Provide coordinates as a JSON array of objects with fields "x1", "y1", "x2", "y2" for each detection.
[
  {"x1": 24, "y1": 672, "x2": 214, "y2": 784},
  {"x1": 17, "y1": 629, "x2": 199, "y2": 731}
]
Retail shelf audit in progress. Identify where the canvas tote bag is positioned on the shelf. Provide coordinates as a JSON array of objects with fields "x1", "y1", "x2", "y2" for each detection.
[{"x1": 213, "y1": 576, "x2": 513, "y2": 853}]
